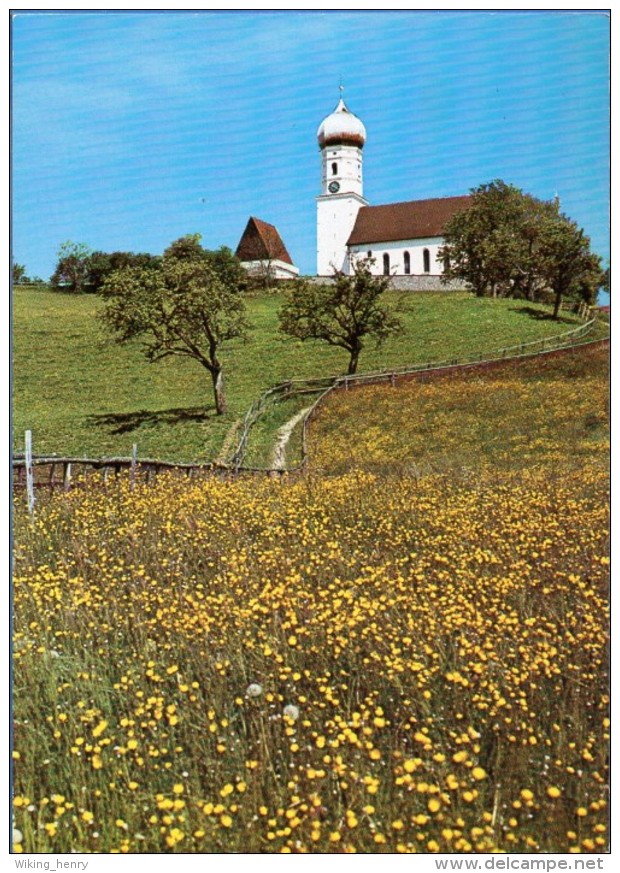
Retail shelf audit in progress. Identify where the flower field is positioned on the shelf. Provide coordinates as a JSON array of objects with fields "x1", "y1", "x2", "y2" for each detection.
[
  {"x1": 12, "y1": 347, "x2": 609, "y2": 854},
  {"x1": 309, "y1": 346, "x2": 610, "y2": 477}
]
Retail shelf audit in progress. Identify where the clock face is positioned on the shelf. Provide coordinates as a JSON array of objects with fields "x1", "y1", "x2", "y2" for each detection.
[{"x1": 328, "y1": 181, "x2": 340, "y2": 193}]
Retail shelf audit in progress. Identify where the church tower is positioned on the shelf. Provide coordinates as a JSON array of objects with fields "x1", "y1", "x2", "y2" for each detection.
[{"x1": 316, "y1": 96, "x2": 367, "y2": 275}]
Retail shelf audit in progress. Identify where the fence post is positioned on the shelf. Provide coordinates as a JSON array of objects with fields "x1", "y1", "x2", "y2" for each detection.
[
  {"x1": 63, "y1": 463, "x2": 72, "y2": 492},
  {"x1": 131, "y1": 443, "x2": 138, "y2": 490},
  {"x1": 25, "y1": 430, "x2": 35, "y2": 516}
]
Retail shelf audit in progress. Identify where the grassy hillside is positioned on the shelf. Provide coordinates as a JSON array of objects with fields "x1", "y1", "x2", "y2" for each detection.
[
  {"x1": 308, "y1": 345, "x2": 610, "y2": 476},
  {"x1": 12, "y1": 284, "x2": 601, "y2": 462}
]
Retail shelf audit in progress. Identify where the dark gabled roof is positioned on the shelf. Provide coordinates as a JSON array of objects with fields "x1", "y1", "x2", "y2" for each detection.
[
  {"x1": 347, "y1": 195, "x2": 472, "y2": 246},
  {"x1": 235, "y1": 217, "x2": 294, "y2": 266}
]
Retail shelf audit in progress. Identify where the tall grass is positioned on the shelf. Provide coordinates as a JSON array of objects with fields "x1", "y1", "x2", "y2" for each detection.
[{"x1": 12, "y1": 345, "x2": 609, "y2": 854}]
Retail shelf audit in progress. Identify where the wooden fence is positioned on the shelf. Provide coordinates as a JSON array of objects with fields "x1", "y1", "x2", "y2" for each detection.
[
  {"x1": 12, "y1": 441, "x2": 243, "y2": 514},
  {"x1": 12, "y1": 439, "x2": 289, "y2": 512},
  {"x1": 12, "y1": 452, "x2": 225, "y2": 487}
]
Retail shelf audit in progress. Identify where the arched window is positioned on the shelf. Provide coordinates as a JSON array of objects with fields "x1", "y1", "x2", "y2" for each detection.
[
  {"x1": 383, "y1": 253, "x2": 390, "y2": 275},
  {"x1": 423, "y1": 248, "x2": 431, "y2": 274},
  {"x1": 367, "y1": 250, "x2": 372, "y2": 259},
  {"x1": 331, "y1": 162, "x2": 338, "y2": 176},
  {"x1": 404, "y1": 251, "x2": 411, "y2": 275}
]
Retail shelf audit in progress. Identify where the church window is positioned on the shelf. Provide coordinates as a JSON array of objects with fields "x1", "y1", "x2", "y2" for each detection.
[
  {"x1": 404, "y1": 251, "x2": 411, "y2": 274},
  {"x1": 367, "y1": 250, "x2": 372, "y2": 259},
  {"x1": 332, "y1": 162, "x2": 338, "y2": 176},
  {"x1": 383, "y1": 253, "x2": 390, "y2": 275},
  {"x1": 423, "y1": 248, "x2": 431, "y2": 273}
]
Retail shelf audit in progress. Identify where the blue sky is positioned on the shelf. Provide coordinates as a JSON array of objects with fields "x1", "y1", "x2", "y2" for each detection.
[{"x1": 11, "y1": 9, "x2": 610, "y2": 279}]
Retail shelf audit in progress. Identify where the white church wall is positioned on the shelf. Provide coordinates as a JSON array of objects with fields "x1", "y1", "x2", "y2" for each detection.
[
  {"x1": 241, "y1": 259, "x2": 300, "y2": 280},
  {"x1": 317, "y1": 193, "x2": 366, "y2": 275},
  {"x1": 348, "y1": 237, "x2": 445, "y2": 276}
]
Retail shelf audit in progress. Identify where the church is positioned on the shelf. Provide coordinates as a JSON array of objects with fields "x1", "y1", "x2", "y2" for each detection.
[
  {"x1": 316, "y1": 96, "x2": 471, "y2": 280},
  {"x1": 236, "y1": 95, "x2": 472, "y2": 282},
  {"x1": 235, "y1": 216, "x2": 300, "y2": 280}
]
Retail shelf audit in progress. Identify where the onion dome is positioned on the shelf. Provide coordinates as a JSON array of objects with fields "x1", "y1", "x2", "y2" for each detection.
[{"x1": 317, "y1": 98, "x2": 366, "y2": 149}]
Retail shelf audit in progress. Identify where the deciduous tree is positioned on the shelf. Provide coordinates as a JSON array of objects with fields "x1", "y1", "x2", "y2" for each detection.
[
  {"x1": 87, "y1": 251, "x2": 161, "y2": 293},
  {"x1": 537, "y1": 216, "x2": 603, "y2": 318},
  {"x1": 440, "y1": 181, "x2": 603, "y2": 317},
  {"x1": 601, "y1": 265, "x2": 610, "y2": 297},
  {"x1": 279, "y1": 257, "x2": 402, "y2": 375},
  {"x1": 12, "y1": 263, "x2": 26, "y2": 285},
  {"x1": 100, "y1": 235, "x2": 249, "y2": 415},
  {"x1": 51, "y1": 241, "x2": 93, "y2": 293}
]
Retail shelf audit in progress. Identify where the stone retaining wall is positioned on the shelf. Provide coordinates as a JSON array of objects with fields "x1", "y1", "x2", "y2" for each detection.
[
  {"x1": 389, "y1": 275, "x2": 467, "y2": 291},
  {"x1": 309, "y1": 274, "x2": 467, "y2": 292}
]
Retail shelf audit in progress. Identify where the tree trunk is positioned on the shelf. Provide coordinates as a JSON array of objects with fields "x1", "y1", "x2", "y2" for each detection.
[
  {"x1": 348, "y1": 347, "x2": 360, "y2": 375},
  {"x1": 211, "y1": 367, "x2": 226, "y2": 415},
  {"x1": 553, "y1": 291, "x2": 563, "y2": 320}
]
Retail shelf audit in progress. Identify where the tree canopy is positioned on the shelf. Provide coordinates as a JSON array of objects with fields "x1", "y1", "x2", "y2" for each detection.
[
  {"x1": 440, "y1": 180, "x2": 603, "y2": 317},
  {"x1": 100, "y1": 235, "x2": 249, "y2": 415},
  {"x1": 50, "y1": 242, "x2": 161, "y2": 293},
  {"x1": 87, "y1": 251, "x2": 161, "y2": 293},
  {"x1": 12, "y1": 263, "x2": 27, "y2": 285},
  {"x1": 279, "y1": 257, "x2": 403, "y2": 375},
  {"x1": 50, "y1": 241, "x2": 93, "y2": 294},
  {"x1": 601, "y1": 266, "x2": 610, "y2": 296}
]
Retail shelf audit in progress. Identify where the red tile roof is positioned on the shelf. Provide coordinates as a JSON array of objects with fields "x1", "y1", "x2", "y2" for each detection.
[
  {"x1": 235, "y1": 217, "x2": 294, "y2": 266},
  {"x1": 347, "y1": 195, "x2": 472, "y2": 246}
]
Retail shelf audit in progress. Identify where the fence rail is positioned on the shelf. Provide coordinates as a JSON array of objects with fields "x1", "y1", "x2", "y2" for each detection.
[
  {"x1": 11, "y1": 455, "x2": 223, "y2": 499},
  {"x1": 11, "y1": 452, "x2": 286, "y2": 499}
]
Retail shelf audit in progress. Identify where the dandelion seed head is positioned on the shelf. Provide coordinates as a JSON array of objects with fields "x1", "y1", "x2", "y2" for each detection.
[{"x1": 283, "y1": 704, "x2": 300, "y2": 721}]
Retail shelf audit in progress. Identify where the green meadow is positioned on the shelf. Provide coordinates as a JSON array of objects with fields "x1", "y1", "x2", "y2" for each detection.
[{"x1": 12, "y1": 284, "x2": 602, "y2": 463}]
